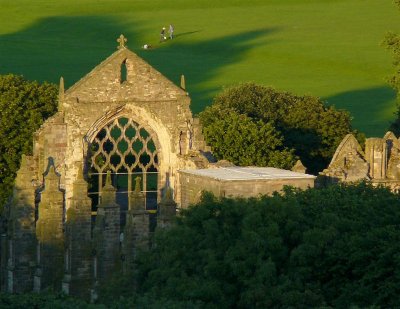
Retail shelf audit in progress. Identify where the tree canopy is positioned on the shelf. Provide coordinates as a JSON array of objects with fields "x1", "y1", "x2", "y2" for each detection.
[
  {"x1": 0, "y1": 292, "x2": 94, "y2": 309},
  {"x1": 132, "y1": 183, "x2": 400, "y2": 308},
  {"x1": 386, "y1": 1, "x2": 400, "y2": 134},
  {"x1": 200, "y1": 107, "x2": 296, "y2": 168},
  {"x1": 3, "y1": 183, "x2": 400, "y2": 308},
  {"x1": 200, "y1": 83, "x2": 356, "y2": 174},
  {"x1": 0, "y1": 74, "x2": 58, "y2": 212}
]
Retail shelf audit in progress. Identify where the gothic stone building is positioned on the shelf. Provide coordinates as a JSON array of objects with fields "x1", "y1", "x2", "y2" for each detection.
[
  {"x1": 0, "y1": 36, "x2": 315, "y2": 298},
  {"x1": 320, "y1": 131, "x2": 400, "y2": 190}
]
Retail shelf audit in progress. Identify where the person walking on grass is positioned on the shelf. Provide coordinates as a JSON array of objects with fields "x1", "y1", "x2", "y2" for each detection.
[
  {"x1": 160, "y1": 27, "x2": 166, "y2": 42},
  {"x1": 169, "y1": 24, "x2": 174, "y2": 39}
]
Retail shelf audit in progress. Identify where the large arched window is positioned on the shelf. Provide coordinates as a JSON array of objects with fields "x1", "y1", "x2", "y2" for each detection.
[{"x1": 87, "y1": 117, "x2": 159, "y2": 225}]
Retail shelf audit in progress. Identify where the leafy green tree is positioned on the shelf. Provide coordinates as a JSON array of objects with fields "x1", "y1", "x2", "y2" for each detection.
[
  {"x1": 129, "y1": 183, "x2": 400, "y2": 308},
  {"x1": 0, "y1": 74, "x2": 58, "y2": 213},
  {"x1": 201, "y1": 107, "x2": 296, "y2": 168},
  {"x1": 386, "y1": 1, "x2": 400, "y2": 134},
  {"x1": 200, "y1": 83, "x2": 355, "y2": 174}
]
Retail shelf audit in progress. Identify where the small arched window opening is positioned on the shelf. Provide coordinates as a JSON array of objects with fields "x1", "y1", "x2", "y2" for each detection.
[{"x1": 120, "y1": 60, "x2": 128, "y2": 83}]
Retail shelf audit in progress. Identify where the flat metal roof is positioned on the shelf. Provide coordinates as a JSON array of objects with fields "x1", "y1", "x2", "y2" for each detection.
[{"x1": 179, "y1": 166, "x2": 316, "y2": 181}]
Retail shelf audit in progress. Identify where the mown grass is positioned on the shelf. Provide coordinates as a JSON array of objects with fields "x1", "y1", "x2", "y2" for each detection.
[{"x1": 0, "y1": 0, "x2": 399, "y2": 136}]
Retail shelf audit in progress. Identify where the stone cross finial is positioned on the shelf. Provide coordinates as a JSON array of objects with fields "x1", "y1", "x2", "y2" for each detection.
[{"x1": 117, "y1": 34, "x2": 128, "y2": 49}]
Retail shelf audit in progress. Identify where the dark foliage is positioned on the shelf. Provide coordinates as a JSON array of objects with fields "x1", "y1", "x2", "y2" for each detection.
[
  {"x1": 132, "y1": 183, "x2": 400, "y2": 308},
  {"x1": 5, "y1": 184, "x2": 400, "y2": 308},
  {"x1": 0, "y1": 292, "x2": 95, "y2": 309},
  {"x1": 0, "y1": 74, "x2": 58, "y2": 213},
  {"x1": 199, "y1": 107, "x2": 296, "y2": 169},
  {"x1": 200, "y1": 83, "x2": 356, "y2": 174}
]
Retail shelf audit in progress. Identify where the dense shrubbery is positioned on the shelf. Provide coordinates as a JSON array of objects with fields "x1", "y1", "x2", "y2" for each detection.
[
  {"x1": 0, "y1": 292, "x2": 96, "y2": 309},
  {"x1": 0, "y1": 74, "x2": 58, "y2": 212},
  {"x1": 2, "y1": 183, "x2": 400, "y2": 308},
  {"x1": 200, "y1": 83, "x2": 358, "y2": 174},
  {"x1": 100, "y1": 183, "x2": 400, "y2": 308}
]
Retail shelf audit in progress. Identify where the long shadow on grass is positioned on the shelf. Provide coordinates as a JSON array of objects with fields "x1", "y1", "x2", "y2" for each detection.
[
  {"x1": 174, "y1": 31, "x2": 202, "y2": 39},
  {"x1": 137, "y1": 27, "x2": 279, "y2": 114},
  {"x1": 0, "y1": 15, "x2": 140, "y2": 88},
  {"x1": 324, "y1": 86, "x2": 397, "y2": 136},
  {"x1": 0, "y1": 17, "x2": 278, "y2": 114}
]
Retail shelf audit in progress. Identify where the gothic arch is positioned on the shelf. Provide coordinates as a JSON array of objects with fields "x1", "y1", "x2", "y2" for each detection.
[
  {"x1": 84, "y1": 106, "x2": 174, "y2": 224},
  {"x1": 84, "y1": 105, "x2": 171, "y2": 166}
]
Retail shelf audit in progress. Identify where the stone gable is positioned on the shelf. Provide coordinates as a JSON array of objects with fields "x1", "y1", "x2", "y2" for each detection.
[
  {"x1": 29, "y1": 42, "x2": 213, "y2": 208},
  {"x1": 320, "y1": 131, "x2": 400, "y2": 190},
  {"x1": 65, "y1": 48, "x2": 187, "y2": 103}
]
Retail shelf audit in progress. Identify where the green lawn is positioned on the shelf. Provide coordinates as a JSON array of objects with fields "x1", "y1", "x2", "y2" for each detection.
[{"x1": 0, "y1": 0, "x2": 399, "y2": 136}]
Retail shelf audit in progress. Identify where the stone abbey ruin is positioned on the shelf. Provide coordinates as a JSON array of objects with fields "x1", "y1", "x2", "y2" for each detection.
[
  {"x1": 321, "y1": 131, "x2": 400, "y2": 190},
  {"x1": 3, "y1": 35, "x2": 400, "y2": 299},
  {"x1": 0, "y1": 36, "x2": 315, "y2": 297}
]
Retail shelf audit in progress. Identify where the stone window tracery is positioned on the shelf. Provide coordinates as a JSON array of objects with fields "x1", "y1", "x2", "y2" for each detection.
[{"x1": 87, "y1": 117, "x2": 159, "y2": 224}]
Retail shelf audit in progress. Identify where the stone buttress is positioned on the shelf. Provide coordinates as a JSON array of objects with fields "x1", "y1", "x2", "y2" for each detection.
[
  {"x1": 34, "y1": 164, "x2": 64, "y2": 291},
  {"x1": 122, "y1": 176, "x2": 149, "y2": 274},
  {"x1": 157, "y1": 187, "x2": 177, "y2": 229},
  {"x1": 6, "y1": 155, "x2": 37, "y2": 293},
  {"x1": 93, "y1": 171, "x2": 120, "y2": 282},
  {"x1": 62, "y1": 163, "x2": 92, "y2": 298}
]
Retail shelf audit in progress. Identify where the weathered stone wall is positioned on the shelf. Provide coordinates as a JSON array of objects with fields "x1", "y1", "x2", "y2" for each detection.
[
  {"x1": 22, "y1": 44, "x2": 213, "y2": 219},
  {"x1": 365, "y1": 138, "x2": 386, "y2": 180},
  {"x1": 122, "y1": 182, "x2": 149, "y2": 274},
  {"x1": 3, "y1": 40, "x2": 212, "y2": 295},
  {"x1": 180, "y1": 173, "x2": 221, "y2": 207},
  {"x1": 63, "y1": 164, "x2": 92, "y2": 298},
  {"x1": 35, "y1": 165, "x2": 64, "y2": 291},
  {"x1": 222, "y1": 178, "x2": 313, "y2": 197},
  {"x1": 93, "y1": 172, "x2": 120, "y2": 282},
  {"x1": 55, "y1": 47, "x2": 210, "y2": 209},
  {"x1": 321, "y1": 131, "x2": 400, "y2": 190},
  {"x1": 6, "y1": 155, "x2": 36, "y2": 293},
  {"x1": 33, "y1": 114, "x2": 67, "y2": 186},
  {"x1": 157, "y1": 187, "x2": 177, "y2": 229},
  {"x1": 64, "y1": 50, "x2": 185, "y2": 102},
  {"x1": 179, "y1": 172, "x2": 315, "y2": 208}
]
